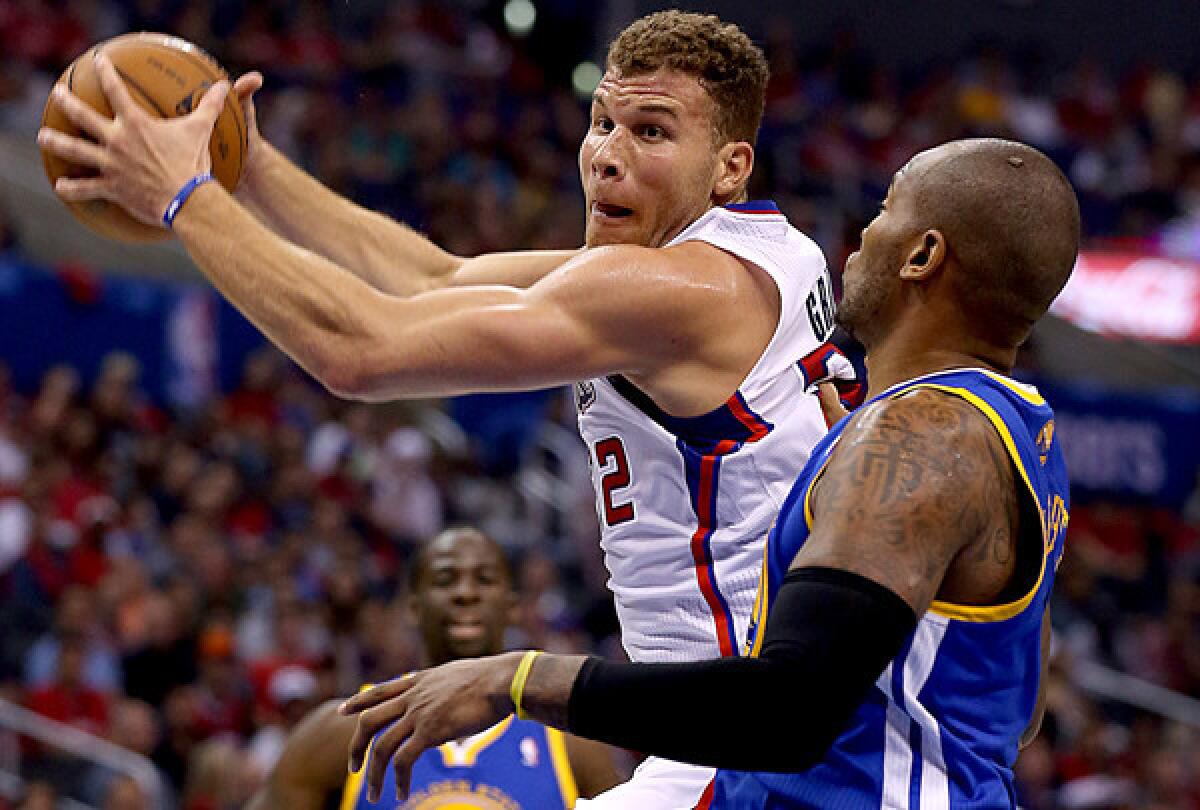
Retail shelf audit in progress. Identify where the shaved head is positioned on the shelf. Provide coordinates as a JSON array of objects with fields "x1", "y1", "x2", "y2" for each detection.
[
  {"x1": 904, "y1": 139, "x2": 1081, "y2": 345},
  {"x1": 841, "y1": 138, "x2": 1081, "y2": 353}
]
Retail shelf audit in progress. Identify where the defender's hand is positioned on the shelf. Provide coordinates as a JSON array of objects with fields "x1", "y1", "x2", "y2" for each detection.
[
  {"x1": 340, "y1": 653, "x2": 522, "y2": 803},
  {"x1": 37, "y1": 54, "x2": 229, "y2": 227},
  {"x1": 817, "y1": 383, "x2": 849, "y2": 427}
]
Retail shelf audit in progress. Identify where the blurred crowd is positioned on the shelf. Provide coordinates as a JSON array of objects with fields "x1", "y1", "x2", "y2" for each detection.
[
  {"x1": 0, "y1": 350, "x2": 614, "y2": 809},
  {"x1": 1, "y1": 1, "x2": 1200, "y2": 809},
  {"x1": 4, "y1": 1, "x2": 1200, "y2": 265}
]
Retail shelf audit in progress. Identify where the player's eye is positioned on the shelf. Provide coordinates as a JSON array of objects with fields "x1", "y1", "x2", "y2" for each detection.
[
  {"x1": 641, "y1": 124, "x2": 665, "y2": 140},
  {"x1": 594, "y1": 116, "x2": 614, "y2": 133}
]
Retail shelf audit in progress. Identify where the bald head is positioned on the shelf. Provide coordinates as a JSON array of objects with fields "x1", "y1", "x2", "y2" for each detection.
[{"x1": 905, "y1": 139, "x2": 1081, "y2": 345}]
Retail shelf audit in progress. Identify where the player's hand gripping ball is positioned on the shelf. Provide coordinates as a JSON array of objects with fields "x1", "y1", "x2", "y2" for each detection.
[{"x1": 39, "y1": 32, "x2": 246, "y2": 243}]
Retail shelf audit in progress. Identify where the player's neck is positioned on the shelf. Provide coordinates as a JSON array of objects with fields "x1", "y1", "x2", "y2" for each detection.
[{"x1": 863, "y1": 319, "x2": 1016, "y2": 400}]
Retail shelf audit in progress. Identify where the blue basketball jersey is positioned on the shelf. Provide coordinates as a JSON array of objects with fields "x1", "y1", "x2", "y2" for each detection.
[
  {"x1": 714, "y1": 368, "x2": 1070, "y2": 809},
  {"x1": 342, "y1": 714, "x2": 578, "y2": 810}
]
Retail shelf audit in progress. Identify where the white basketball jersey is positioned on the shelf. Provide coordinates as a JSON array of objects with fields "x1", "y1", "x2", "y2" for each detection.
[{"x1": 575, "y1": 201, "x2": 838, "y2": 663}]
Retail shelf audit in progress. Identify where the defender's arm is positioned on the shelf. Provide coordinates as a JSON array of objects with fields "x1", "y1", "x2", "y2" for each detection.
[
  {"x1": 562, "y1": 733, "x2": 623, "y2": 799},
  {"x1": 246, "y1": 700, "x2": 355, "y2": 810},
  {"x1": 341, "y1": 391, "x2": 1017, "y2": 793}
]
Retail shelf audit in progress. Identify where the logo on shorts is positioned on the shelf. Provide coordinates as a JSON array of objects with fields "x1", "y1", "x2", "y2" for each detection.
[{"x1": 575, "y1": 381, "x2": 596, "y2": 414}]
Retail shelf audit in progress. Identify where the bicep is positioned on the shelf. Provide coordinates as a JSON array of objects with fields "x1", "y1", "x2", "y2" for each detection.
[
  {"x1": 355, "y1": 285, "x2": 636, "y2": 400},
  {"x1": 253, "y1": 701, "x2": 354, "y2": 810},
  {"x1": 353, "y1": 248, "x2": 707, "y2": 401},
  {"x1": 449, "y1": 250, "x2": 582, "y2": 289},
  {"x1": 791, "y1": 391, "x2": 1005, "y2": 615}
]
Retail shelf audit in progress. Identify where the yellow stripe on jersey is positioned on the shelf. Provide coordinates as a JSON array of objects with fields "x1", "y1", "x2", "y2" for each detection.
[
  {"x1": 907, "y1": 383, "x2": 1049, "y2": 623},
  {"x1": 546, "y1": 728, "x2": 579, "y2": 808},
  {"x1": 438, "y1": 716, "x2": 515, "y2": 767},
  {"x1": 975, "y1": 368, "x2": 1047, "y2": 406},
  {"x1": 340, "y1": 741, "x2": 370, "y2": 810},
  {"x1": 746, "y1": 539, "x2": 772, "y2": 658},
  {"x1": 340, "y1": 683, "x2": 376, "y2": 810}
]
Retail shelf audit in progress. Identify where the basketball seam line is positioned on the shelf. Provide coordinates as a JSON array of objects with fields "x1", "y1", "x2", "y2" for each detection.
[
  {"x1": 170, "y1": 47, "x2": 246, "y2": 181},
  {"x1": 109, "y1": 64, "x2": 168, "y2": 118}
]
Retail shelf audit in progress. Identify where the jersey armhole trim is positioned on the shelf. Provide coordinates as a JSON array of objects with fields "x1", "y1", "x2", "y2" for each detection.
[
  {"x1": 546, "y1": 728, "x2": 579, "y2": 808},
  {"x1": 907, "y1": 383, "x2": 1050, "y2": 623}
]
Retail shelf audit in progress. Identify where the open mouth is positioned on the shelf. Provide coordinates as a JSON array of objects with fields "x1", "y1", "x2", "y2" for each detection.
[
  {"x1": 446, "y1": 620, "x2": 485, "y2": 642},
  {"x1": 593, "y1": 202, "x2": 634, "y2": 219}
]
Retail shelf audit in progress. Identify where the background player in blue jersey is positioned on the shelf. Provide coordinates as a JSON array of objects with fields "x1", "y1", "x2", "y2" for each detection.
[
  {"x1": 339, "y1": 138, "x2": 1081, "y2": 809},
  {"x1": 246, "y1": 527, "x2": 618, "y2": 810}
]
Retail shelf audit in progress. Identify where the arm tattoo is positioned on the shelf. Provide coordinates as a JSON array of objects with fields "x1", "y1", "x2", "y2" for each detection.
[{"x1": 801, "y1": 388, "x2": 1016, "y2": 614}]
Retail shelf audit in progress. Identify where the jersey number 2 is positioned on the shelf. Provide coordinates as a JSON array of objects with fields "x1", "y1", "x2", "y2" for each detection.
[{"x1": 595, "y1": 437, "x2": 635, "y2": 526}]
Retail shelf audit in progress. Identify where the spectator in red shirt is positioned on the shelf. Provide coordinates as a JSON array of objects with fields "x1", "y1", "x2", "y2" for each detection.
[{"x1": 25, "y1": 635, "x2": 109, "y2": 736}]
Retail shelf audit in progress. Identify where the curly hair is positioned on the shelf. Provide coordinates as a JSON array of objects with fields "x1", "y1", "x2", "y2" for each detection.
[{"x1": 606, "y1": 10, "x2": 769, "y2": 146}]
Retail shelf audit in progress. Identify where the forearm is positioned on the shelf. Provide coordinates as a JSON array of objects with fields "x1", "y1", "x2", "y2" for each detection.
[
  {"x1": 239, "y1": 143, "x2": 459, "y2": 295},
  {"x1": 174, "y1": 182, "x2": 396, "y2": 392},
  {"x1": 521, "y1": 568, "x2": 917, "y2": 772}
]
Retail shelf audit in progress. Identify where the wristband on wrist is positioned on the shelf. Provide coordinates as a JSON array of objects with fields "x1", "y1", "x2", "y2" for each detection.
[
  {"x1": 509, "y1": 650, "x2": 543, "y2": 720},
  {"x1": 162, "y1": 172, "x2": 215, "y2": 228}
]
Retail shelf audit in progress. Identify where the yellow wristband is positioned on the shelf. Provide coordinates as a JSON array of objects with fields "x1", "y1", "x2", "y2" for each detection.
[{"x1": 509, "y1": 650, "x2": 543, "y2": 720}]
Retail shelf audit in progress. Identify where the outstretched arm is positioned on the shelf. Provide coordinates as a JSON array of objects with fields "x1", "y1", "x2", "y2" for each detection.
[
  {"x1": 36, "y1": 60, "x2": 721, "y2": 403},
  {"x1": 340, "y1": 391, "x2": 1019, "y2": 799},
  {"x1": 171, "y1": 186, "x2": 712, "y2": 400},
  {"x1": 231, "y1": 73, "x2": 578, "y2": 296},
  {"x1": 246, "y1": 700, "x2": 355, "y2": 810}
]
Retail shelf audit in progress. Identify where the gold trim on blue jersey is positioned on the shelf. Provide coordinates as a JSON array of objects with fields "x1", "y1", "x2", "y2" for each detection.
[
  {"x1": 438, "y1": 716, "x2": 515, "y2": 767},
  {"x1": 546, "y1": 728, "x2": 579, "y2": 807},
  {"x1": 340, "y1": 740, "x2": 370, "y2": 810},
  {"x1": 907, "y1": 382, "x2": 1051, "y2": 623},
  {"x1": 745, "y1": 538, "x2": 773, "y2": 658},
  {"x1": 778, "y1": 376, "x2": 1059, "y2": 630}
]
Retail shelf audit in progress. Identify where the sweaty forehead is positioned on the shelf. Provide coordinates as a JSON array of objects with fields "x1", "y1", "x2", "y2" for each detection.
[{"x1": 594, "y1": 68, "x2": 706, "y2": 109}]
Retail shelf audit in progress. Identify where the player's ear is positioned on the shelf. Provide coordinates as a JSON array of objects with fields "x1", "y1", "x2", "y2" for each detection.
[
  {"x1": 712, "y1": 141, "x2": 754, "y2": 204},
  {"x1": 900, "y1": 229, "x2": 946, "y2": 282}
]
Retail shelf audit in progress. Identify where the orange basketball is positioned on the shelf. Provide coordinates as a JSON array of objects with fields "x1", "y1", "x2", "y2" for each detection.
[{"x1": 40, "y1": 32, "x2": 247, "y2": 243}]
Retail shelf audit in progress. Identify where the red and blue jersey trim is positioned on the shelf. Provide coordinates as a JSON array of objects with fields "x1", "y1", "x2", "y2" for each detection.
[
  {"x1": 723, "y1": 200, "x2": 781, "y2": 216},
  {"x1": 607, "y1": 376, "x2": 772, "y2": 657},
  {"x1": 797, "y1": 341, "x2": 867, "y2": 410}
]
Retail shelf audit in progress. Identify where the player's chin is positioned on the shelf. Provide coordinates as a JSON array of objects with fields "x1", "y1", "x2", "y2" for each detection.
[
  {"x1": 445, "y1": 637, "x2": 495, "y2": 660},
  {"x1": 585, "y1": 221, "x2": 641, "y2": 248}
]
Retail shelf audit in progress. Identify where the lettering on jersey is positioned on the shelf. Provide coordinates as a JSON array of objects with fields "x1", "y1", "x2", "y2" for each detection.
[
  {"x1": 575, "y1": 381, "x2": 596, "y2": 414},
  {"x1": 1036, "y1": 419, "x2": 1055, "y2": 465},
  {"x1": 520, "y1": 737, "x2": 539, "y2": 768},
  {"x1": 404, "y1": 780, "x2": 520, "y2": 810},
  {"x1": 805, "y1": 275, "x2": 836, "y2": 341},
  {"x1": 1044, "y1": 493, "x2": 1068, "y2": 558},
  {"x1": 594, "y1": 437, "x2": 635, "y2": 526}
]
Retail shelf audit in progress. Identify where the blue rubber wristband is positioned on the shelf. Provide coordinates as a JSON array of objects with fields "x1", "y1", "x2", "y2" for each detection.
[{"x1": 162, "y1": 172, "x2": 215, "y2": 228}]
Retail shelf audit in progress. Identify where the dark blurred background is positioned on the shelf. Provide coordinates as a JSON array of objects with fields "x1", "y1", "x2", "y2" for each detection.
[{"x1": 0, "y1": 2, "x2": 1198, "y2": 808}]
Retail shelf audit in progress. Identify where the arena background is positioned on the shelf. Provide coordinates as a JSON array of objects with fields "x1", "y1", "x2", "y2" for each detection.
[{"x1": 0, "y1": 1, "x2": 1199, "y2": 808}]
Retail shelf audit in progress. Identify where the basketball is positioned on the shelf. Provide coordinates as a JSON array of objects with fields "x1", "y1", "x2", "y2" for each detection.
[{"x1": 39, "y1": 32, "x2": 247, "y2": 243}]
